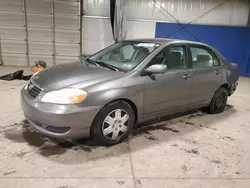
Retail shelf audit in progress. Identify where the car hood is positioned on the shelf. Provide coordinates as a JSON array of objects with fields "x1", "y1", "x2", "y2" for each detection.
[{"x1": 31, "y1": 61, "x2": 123, "y2": 91}]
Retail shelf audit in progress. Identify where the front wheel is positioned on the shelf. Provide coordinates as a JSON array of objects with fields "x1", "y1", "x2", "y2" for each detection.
[
  {"x1": 91, "y1": 100, "x2": 135, "y2": 145},
  {"x1": 208, "y1": 87, "x2": 228, "y2": 114}
]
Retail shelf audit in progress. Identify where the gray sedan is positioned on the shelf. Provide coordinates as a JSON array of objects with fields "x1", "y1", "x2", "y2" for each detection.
[{"x1": 21, "y1": 38, "x2": 239, "y2": 145}]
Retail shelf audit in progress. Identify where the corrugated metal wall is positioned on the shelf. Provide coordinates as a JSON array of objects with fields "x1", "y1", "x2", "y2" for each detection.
[
  {"x1": 0, "y1": 0, "x2": 249, "y2": 66},
  {"x1": 54, "y1": 0, "x2": 80, "y2": 64},
  {"x1": 26, "y1": 0, "x2": 53, "y2": 66},
  {"x1": 0, "y1": 0, "x2": 26, "y2": 66},
  {"x1": 0, "y1": 0, "x2": 80, "y2": 66}
]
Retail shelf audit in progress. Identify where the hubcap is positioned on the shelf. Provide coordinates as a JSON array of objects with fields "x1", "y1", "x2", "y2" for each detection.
[
  {"x1": 102, "y1": 109, "x2": 130, "y2": 140},
  {"x1": 215, "y1": 93, "x2": 226, "y2": 110}
]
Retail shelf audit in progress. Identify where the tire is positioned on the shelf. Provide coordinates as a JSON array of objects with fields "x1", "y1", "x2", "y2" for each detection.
[
  {"x1": 91, "y1": 100, "x2": 135, "y2": 146},
  {"x1": 208, "y1": 87, "x2": 228, "y2": 114}
]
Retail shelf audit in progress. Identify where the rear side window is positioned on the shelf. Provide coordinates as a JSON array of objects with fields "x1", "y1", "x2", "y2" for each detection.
[{"x1": 190, "y1": 47, "x2": 219, "y2": 68}]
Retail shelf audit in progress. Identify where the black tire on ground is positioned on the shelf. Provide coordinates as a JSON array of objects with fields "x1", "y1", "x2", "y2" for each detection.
[
  {"x1": 208, "y1": 87, "x2": 228, "y2": 114},
  {"x1": 91, "y1": 100, "x2": 135, "y2": 146}
]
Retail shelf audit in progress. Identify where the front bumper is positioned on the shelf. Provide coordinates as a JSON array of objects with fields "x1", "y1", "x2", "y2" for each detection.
[{"x1": 21, "y1": 87, "x2": 101, "y2": 139}]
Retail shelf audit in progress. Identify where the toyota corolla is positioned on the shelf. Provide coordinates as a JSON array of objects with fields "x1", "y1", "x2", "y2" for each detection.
[{"x1": 21, "y1": 38, "x2": 239, "y2": 145}]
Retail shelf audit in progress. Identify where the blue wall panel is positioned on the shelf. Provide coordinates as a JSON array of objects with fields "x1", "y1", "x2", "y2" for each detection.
[{"x1": 155, "y1": 22, "x2": 250, "y2": 76}]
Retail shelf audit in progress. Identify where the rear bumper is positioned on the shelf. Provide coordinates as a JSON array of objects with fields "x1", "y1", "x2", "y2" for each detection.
[
  {"x1": 229, "y1": 82, "x2": 238, "y2": 96},
  {"x1": 21, "y1": 87, "x2": 101, "y2": 139}
]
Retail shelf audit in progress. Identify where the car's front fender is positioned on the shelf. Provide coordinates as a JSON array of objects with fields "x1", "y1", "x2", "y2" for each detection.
[{"x1": 77, "y1": 75, "x2": 146, "y2": 122}]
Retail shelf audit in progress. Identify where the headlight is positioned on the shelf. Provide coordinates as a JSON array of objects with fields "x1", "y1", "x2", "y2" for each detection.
[{"x1": 41, "y1": 88, "x2": 87, "y2": 104}]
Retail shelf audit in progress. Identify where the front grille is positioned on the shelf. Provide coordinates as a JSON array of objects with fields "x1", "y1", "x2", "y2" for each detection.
[{"x1": 27, "y1": 82, "x2": 42, "y2": 98}]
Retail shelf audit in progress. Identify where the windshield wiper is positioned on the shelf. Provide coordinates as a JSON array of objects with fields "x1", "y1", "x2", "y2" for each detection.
[
  {"x1": 88, "y1": 59, "x2": 119, "y2": 72},
  {"x1": 84, "y1": 58, "x2": 99, "y2": 67}
]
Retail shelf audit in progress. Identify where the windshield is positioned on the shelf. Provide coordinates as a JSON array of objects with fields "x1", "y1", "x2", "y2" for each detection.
[{"x1": 88, "y1": 41, "x2": 160, "y2": 71}]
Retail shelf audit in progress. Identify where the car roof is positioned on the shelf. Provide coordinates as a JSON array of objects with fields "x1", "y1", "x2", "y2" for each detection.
[{"x1": 124, "y1": 38, "x2": 206, "y2": 46}]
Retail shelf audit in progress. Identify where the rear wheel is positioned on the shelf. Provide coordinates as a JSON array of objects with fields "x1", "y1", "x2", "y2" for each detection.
[
  {"x1": 91, "y1": 100, "x2": 135, "y2": 145},
  {"x1": 208, "y1": 87, "x2": 228, "y2": 114}
]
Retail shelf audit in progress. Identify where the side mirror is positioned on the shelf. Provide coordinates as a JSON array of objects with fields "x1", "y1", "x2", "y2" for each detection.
[{"x1": 144, "y1": 64, "x2": 167, "y2": 74}]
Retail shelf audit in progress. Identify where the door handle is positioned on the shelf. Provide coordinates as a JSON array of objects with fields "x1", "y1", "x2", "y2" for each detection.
[
  {"x1": 214, "y1": 70, "x2": 220, "y2": 75},
  {"x1": 182, "y1": 74, "x2": 192, "y2": 80}
]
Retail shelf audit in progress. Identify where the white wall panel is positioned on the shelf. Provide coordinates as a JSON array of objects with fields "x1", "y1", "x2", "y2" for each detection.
[
  {"x1": 54, "y1": 0, "x2": 80, "y2": 64},
  {"x1": 28, "y1": 28, "x2": 53, "y2": 42},
  {"x1": 54, "y1": 14, "x2": 79, "y2": 30},
  {"x1": 54, "y1": 0, "x2": 79, "y2": 15},
  {"x1": 81, "y1": 18, "x2": 156, "y2": 55},
  {"x1": 82, "y1": 39, "x2": 113, "y2": 55},
  {"x1": 124, "y1": 0, "x2": 249, "y2": 26},
  {"x1": 54, "y1": 0, "x2": 80, "y2": 35},
  {"x1": 126, "y1": 21, "x2": 156, "y2": 39},
  {"x1": 26, "y1": 0, "x2": 52, "y2": 30},
  {"x1": 0, "y1": 12, "x2": 24, "y2": 27},
  {"x1": 0, "y1": 0, "x2": 26, "y2": 65},
  {"x1": 83, "y1": 0, "x2": 249, "y2": 26},
  {"x1": 82, "y1": 17, "x2": 113, "y2": 41},
  {"x1": 28, "y1": 40, "x2": 53, "y2": 65},
  {"x1": 229, "y1": 1, "x2": 249, "y2": 26},
  {"x1": 125, "y1": 0, "x2": 168, "y2": 21},
  {"x1": 2, "y1": 54, "x2": 27, "y2": 66},
  {"x1": 26, "y1": 0, "x2": 53, "y2": 66},
  {"x1": 26, "y1": 0, "x2": 51, "y2": 14},
  {"x1": 55, "y1": 29, "x2": 79, "y2": 43},
  {"x1": 82, "y1": 17, "x2": 113, "y2": 54},
  {"x1": 27, "y1": 14, "x2": 52, "y2": 28},
  {"x1": 0, "y1": 0, "x2": 81, "y2": 66},
  {"x1": 0, "y1": 0, "x2": 23, "y2": 12},
  {"x1": 0, "y1": 26, "x2": 25, "y2": 40},
  {"x1": 55, "y1": 43, "x2": 79, "y2": 56},
  {"x1": 29, "y1": 55, "x2": 54, "y2": 66},
  {"x1": 29, "y1": 42, "x2": 53, "y2": 55},
  {"x1": 1, "y1": 40, "x2": 26, "y2": 54},
  {"x1": 83, "y1": 0, "x2": 110, "y2": 17},
  {"x1": 55, "y1": 56, "x2": 78, "y2": 64},
  {"x1": 190, "y1": 0, "x2": 249, "y2": 26}
]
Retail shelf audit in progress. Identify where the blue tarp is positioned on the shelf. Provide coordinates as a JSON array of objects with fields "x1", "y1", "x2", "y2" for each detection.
[{"x1": 155, "y1": 22, "x2": 250, "y2": 76}]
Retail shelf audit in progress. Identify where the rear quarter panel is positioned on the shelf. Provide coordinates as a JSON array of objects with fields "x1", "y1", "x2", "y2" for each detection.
[
  {"x1": 207, "y1": 45, "x2": 239, "y2": 86},
  {"x1": 221, "y1": 60, "x2": 240, "y2": 86}
]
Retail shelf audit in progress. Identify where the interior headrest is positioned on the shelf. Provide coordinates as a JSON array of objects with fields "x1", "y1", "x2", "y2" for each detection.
[
  {"x1": 137, "y1": 47, "x2": 150, "y2": 54},
  {"x1": 197, "y1": 54, "x2": 211, "y2": 62},
  {"x1": 172, "y1": 50, "x2": 183, "y2": 55},
  {"x1": 170, "y1": 51, "x2": 182, "y2": 58}
]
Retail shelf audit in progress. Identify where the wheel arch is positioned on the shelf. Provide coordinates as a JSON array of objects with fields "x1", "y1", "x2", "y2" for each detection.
[
  {"x1": 220, "y1": 83, "x2": 229, "y2": 90},
  {"x1": 89, "y1": 97, "x2": 138, "y2": 145},
  {"x1": 105, "y1": 98, "x2": 138, "y2": 124},
  {"x1": 220, "y1": 83, "x2": 230, "y2": 95}
]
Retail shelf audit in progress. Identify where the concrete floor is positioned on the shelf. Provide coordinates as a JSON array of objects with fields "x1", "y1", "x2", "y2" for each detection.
[{"x1": 0, "y1": 66, "x2": 250, "y2": 188}]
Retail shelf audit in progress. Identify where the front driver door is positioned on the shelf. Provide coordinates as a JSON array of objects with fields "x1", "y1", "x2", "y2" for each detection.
[{"x1": 143, "y1": 45, "x2": 192, "y2": 118}]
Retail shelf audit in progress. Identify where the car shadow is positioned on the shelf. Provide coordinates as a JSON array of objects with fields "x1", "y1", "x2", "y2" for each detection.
[{"x1": 3, "y1": 104, "x2": 237, "y2": 163}]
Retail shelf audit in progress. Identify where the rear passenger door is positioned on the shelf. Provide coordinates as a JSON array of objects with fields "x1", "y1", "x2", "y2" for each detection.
[{"x1": 188, "y1": 45, "x2": 223, "y2": 106}]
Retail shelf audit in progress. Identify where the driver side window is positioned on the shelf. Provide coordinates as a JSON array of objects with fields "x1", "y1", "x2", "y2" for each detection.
[{"x1": 148, "y1": 46, "x2": 187, "y2": 71}]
